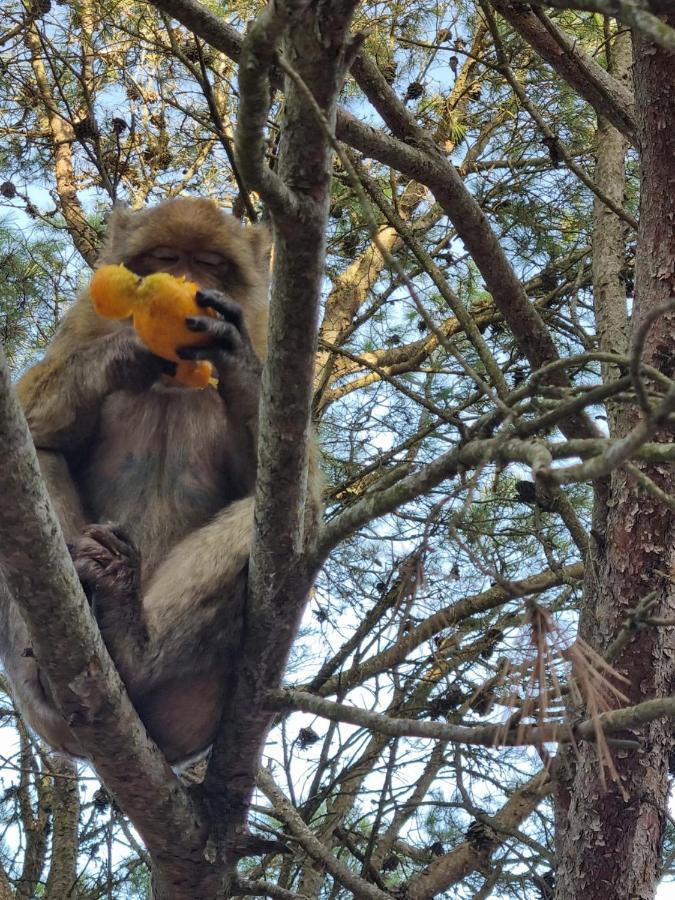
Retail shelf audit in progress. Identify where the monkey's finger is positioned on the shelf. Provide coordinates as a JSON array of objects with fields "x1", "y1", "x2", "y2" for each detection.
[
  {"x1": 195, "y1": 290, "x2": 244, "y2": 330},
  {"x1": 185, "y1": 317, "x2": 242, "y2": 351},
  {"x1": 159, "y1": 358, "x2": 178, "y2": 377},
  {"x1": 177, "y1": 346, "x2": 207, "y2": 361},
  {"x1": 81, "y1": 523, "x2": 137, "y2": 561},
  {"x1": 177, "y1": 344, "x2": 239, "y2": 363},
  {"x1": 70, "y1": 539, "x2": 110, "y2": 580}
]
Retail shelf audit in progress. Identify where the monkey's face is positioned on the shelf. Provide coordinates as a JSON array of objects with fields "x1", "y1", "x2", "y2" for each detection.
[
  {"x1": 126, "y1": 245, "x2": 235, "y2": 292},
  {"x1": 97, "y1": 197, "x2": 271, "y2": 359}
]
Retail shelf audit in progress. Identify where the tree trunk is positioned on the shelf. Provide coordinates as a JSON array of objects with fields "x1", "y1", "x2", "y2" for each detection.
[{"x1": 555, "y1": 17, "x2": 675, "y2": 900}]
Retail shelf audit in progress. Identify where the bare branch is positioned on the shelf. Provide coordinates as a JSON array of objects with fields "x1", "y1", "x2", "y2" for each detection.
[
  {"x1": 349, "y1": 49, "x2": 595, "y2": 440},
  {"x1": 316, "y1": 436, "x2": 553, "y2": 559},
  {"x1": 405, "y1": 772, "x2": 551, "y2": 899},
  {"x1": 489, "y1": 0, "x2": 637, "y2": 141},
  {"x1": 235, "y1": 1, "x2": 306, "y2": 216},
  {"x1": 257, "y1": 768, "x2": 393, "y2": 900},
  {"x1": 201, "y1": 0, "x2": 360, "y2": 867},
  {"x1": 311, "y1": 562, "x2": 584, "y2": 697},
  {"x1": 268, "y1": 688, "x2": 577, "y2": 747},
  {"x1": 541, "y1": 380, "x2": 675, "y2": 483},
  {"x1": 479, "y1": 0, "x2": 638, "y2": 230},
  {"x1": 24, "y1": 25, "x2": 99, "y2": 265},
  {"x1": 142, "y1": 0, "x2": 245, "y2": 61},
  {"x1": 507, "y1": 0, "x2": 675, "y2": 52}
]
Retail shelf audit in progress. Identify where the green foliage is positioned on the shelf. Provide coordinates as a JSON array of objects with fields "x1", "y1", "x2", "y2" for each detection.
[{"x1": 0, "y1": 220, "x2": 73, "y2": 371}]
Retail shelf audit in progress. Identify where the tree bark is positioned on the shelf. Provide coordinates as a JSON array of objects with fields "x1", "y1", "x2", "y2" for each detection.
[
  {"x1": 44, "y1": 757, "x2": 80, "y2": 900},
  {"x1": 555, "y1": 16, "x2": 675, "y2": 900},
  {"x1": 591, "y1": 29, "x2": 632, "y2": 433}
]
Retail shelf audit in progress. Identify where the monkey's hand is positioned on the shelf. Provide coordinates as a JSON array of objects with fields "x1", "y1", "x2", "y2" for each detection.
[
  {"x1": 70, "y1": 524, "x2": 148, "y2": 678},
  {"x1": 176, "y1": 291, "x2": 261, "y2": 418},
  {"x1": 108, "y1": 332, "x2": 176, "y2": 393}
]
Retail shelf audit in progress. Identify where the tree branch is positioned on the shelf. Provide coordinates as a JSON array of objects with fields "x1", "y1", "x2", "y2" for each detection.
[
  {"x1": 235, "y1": 0, "x2": 305, "y2": 216},
  {"x1": 315, "y1": 436, "x2": 553, "y2": 560},
  {"x1": 480, "y1": 0, "x2": 637, "y2": 229},
  {"x1": 201, "y1": 0, "x2": 359, "y2": 870},
  {"x1": 405, "y1": 772, "x2": 551, "y2": 899},
  {"x1": 507, "y1": 0, "x2": 675, "y2": 52},
  {"x1": 267, "y1": 688, "x2": 579, "y2": 747},
  {"x1": 310, "y1": 562, "x2": 584, "y2": 697},
  {"x1": 257, "y1": 768, "x2": 393, "y2": 900},
  {"x1": 348, "y1": 49, "x2": 595, "y2": 440},
  {"x1": 489, "y1": 0, "x2": 637, "y2": 142},
  {"x1": 0, "y1": 346, "x2": 214, "y2": 895}
]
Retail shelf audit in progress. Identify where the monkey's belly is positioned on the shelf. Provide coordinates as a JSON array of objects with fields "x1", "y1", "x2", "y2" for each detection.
[{"x1": 80, "y1": 387, "x2": 232, "y2": 573}]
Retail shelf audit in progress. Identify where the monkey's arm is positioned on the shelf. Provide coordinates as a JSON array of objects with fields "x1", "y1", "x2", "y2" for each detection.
[
  {"x1": 36, "y1": 450, "x2": 88, "y2": 539},
  {"x1": 18, "y1": 297, "x2": 166, "y2": 453},
  {"x1": 178, "y1": 291, "x2": 262, "y2": 482}
]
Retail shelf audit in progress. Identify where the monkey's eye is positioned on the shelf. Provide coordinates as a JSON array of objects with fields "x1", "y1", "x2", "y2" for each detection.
[
  {"x1": 147, "y1": 247, "x2": 181, "y2": 264},
  {"x1": 193, "y1": 252, "x2": 228, "y2": 268}
]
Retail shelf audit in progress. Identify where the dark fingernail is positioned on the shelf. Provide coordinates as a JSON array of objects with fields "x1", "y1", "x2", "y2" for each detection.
[
  {"x1": 186, "y1": 317, "x2": 206, "y2": 331},
  {"x1": 176, "y1": 347, "x2": 195, "y2": 360}
]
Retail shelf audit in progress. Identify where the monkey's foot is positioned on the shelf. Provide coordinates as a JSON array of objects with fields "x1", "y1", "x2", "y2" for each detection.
[
  {"x1": 70, "y1": 524, "x2": 148, "y2": 664},
  {"x1": 70, "y1": 524, "x2": 140, "y2": 607}
]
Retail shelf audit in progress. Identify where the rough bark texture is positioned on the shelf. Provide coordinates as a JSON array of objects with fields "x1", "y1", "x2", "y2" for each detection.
[
  {"x1": 555, "y1": 19, "x2": 675, "y2": 900},
  {"x1": 0, "y1": 874, "x2": 11, "y2": 900},
  {"x1": 15, "y1": 724, "x2": 48, "y2": 900},
  {"x1": 200, "y1": 3, "x2": 358, "y2": 889},
  {"x1": 44, "y1": 757, "x2": 80, "y2": 900},
  {"x1": 592, "y1": 29, "x2": 632, "y2": 433}
]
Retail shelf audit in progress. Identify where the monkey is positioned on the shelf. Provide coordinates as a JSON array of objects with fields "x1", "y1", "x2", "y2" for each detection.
[{"x1": 0, "y1": 197, "x2": 317, "y2": 764}]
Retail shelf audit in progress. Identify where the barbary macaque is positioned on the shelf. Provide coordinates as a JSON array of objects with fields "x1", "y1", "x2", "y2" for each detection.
[{"x1": 0, "y1": 197, "x2": 315, "y2": 763}]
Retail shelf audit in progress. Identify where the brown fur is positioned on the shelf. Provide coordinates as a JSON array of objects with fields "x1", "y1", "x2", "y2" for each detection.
[{"x1": 1, "y1": 197, "x2": 317, "y2": 763}]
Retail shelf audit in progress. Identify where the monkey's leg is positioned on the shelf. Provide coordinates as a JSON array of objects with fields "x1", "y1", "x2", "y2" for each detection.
[
  {"x1": 69, "y1": 504, "x2": 251, "y2": 761},
  {"x1": 71, "y1": 500, "x2": 253, "y2": 685},
  {"x1": 0, "y1": 573, "x2": 85, "y2": 756},
  {"x1": 141, "y1": 495, "x2": 253, "y2": 645},
  {"x1": 70, "y1": 524, "x2": 149, "y2": 682}
]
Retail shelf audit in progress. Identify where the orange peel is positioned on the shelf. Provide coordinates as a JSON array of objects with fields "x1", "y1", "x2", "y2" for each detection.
[{"x1": 90, "y1": 264, "x2": 217, "y2": 388}]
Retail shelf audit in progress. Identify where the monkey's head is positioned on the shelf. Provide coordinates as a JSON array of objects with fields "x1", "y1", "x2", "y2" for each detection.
[{"x1": 96, "y1": 197, "x2": 271, "y2": 359}]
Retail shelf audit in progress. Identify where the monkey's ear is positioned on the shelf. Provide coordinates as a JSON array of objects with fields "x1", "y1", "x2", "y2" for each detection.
[{"x1": 248, "y1": 222, "x2": 273, "y2": 272}]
